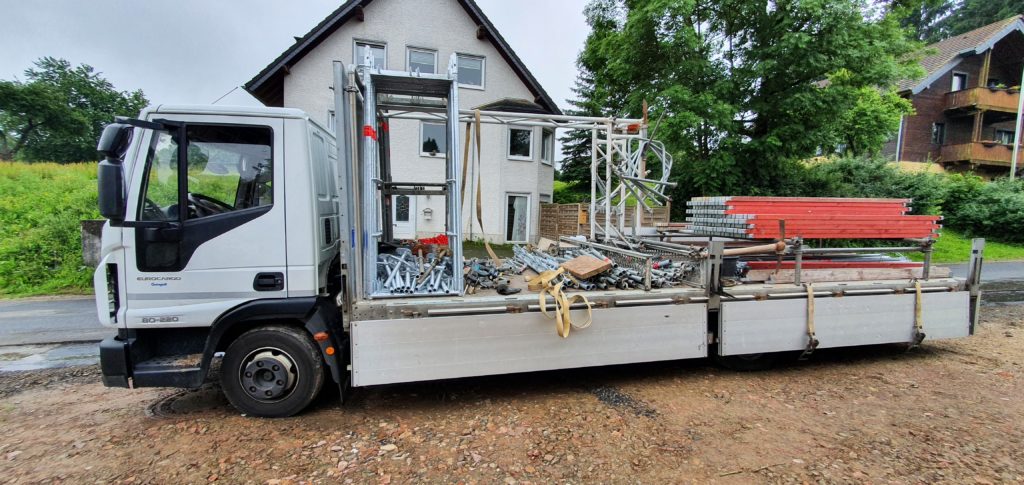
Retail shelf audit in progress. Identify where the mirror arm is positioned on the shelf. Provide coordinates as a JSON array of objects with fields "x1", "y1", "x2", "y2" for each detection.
[{"x1": 115, "y1": 117, "x2": 180, "y2": 131}]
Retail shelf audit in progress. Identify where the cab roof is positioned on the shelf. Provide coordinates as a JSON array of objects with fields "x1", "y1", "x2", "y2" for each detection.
[{"x1": 143, "y1": 104, "x2": 310, "y2": 120}]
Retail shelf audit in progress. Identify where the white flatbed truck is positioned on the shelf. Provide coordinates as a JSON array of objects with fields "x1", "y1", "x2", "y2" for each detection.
[{"x1": 93, "y1": 57, "x2": 984, "y2": 417}]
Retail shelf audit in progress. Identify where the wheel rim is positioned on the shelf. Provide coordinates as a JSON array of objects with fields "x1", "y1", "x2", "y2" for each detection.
[{"x1": 238, "y1": 347, "x2": 298, "y2": 403}]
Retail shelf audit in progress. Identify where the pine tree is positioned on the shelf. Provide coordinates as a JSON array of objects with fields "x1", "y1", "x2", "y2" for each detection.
[
  {"x1": 557, "y1": 69, "x2": 602, "y2": 189},
  {"x1": 937, "y1": 0, "x2": 1024, "y2": 39},
  {"x1": 889, "y1": 0, "x2": 955, "y2": 43}
]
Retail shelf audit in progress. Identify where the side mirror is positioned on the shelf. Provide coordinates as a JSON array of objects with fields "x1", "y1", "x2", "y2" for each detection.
[
  {"x1": 97, "y1": 159, "x2": 126, "y2": 223},
  {"x1": 96, "y1": 123, "x2": 133, "y2": 223},
  {"x1": 97, "y1": 123, "x2": 133, "y2": 159}
]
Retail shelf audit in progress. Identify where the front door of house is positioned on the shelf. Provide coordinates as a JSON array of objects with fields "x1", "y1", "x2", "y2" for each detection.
[{"x1": 392, "y1": 194, "x2": 417, "y2": 239}]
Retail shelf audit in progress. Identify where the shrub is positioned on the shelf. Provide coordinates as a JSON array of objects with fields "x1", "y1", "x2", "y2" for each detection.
[
  {"x1": 0, "y1": 162, "x2": 100, "y2": 296},
  {"x1": 553, "y1": 180, "x2": 589, "y2": 204},
  {"x1": 942, "y1": 177, "x2": 1024, "y2": 243},
  {"x1": 799, "y1": 157, "x2": 947, "y2": 215}
]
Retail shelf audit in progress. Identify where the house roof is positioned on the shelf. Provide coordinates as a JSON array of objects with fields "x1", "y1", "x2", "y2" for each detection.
[
  {"x1": 244, "y1": 0, "x2": 561, "y2": 114},
  {"x1": 473, "y1": 97, "x2": 548, "y2": 114},
  {"x1": 899, "y1": 15, "x2": 1024, "y2": 94}
]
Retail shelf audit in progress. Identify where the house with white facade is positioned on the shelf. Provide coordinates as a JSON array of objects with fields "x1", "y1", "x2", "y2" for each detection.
[{"x1": 244, "y1": 0, "x2": 560, "y2": 243}]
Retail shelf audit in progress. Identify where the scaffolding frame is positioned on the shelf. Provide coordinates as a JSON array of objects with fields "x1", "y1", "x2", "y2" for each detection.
[
  {"x1": 379, "y1": 110, "x2": 675, "y2": 243},
  {"x1": 336, "y1": 53, "x2": 464, "y2": 299},
  {"x1": 334, "y1": 54, "x2": 675, "y2": 300}
]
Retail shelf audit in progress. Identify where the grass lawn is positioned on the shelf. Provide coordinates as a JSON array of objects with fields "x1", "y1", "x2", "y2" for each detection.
[
  {"x1": 462, "y1": 240, "x2": 514, "y2": 259},
  {"x1": 908, "y1": 230, "x2": 1024, "y2": 264}
]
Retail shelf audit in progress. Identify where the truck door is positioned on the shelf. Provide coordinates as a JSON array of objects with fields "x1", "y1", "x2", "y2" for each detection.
[{"x1": 121, "y1": 117, "x2": 287, "y2": 328}]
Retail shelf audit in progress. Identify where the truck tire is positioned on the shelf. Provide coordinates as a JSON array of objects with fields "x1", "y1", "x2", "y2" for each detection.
[
  {"x1": 714, "y1": 352, "x2": 780, "y2": 372},
  {"x1": 220, "y1": 325, "x2": 325, "y2": 417}
]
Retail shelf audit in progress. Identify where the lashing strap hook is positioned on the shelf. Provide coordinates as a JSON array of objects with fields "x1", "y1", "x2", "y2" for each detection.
[
  {"x1": 799, "y1": 283, "x2": 819, "y2": 360},
  {"x1": 909, "y1": 280, "x2": 927, "y2": 350}
]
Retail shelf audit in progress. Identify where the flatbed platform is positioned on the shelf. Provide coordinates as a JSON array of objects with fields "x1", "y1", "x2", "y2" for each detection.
[{"x1": 350, "y1": 276, "x2": 963, "y2": 321}]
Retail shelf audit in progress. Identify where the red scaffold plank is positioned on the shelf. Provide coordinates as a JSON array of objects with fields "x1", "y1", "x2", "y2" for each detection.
[
  {"x1": 745, "y1": 261, "x2": 924, "y2": 270},
  {"x1": 686, "y1": 196, "x2": 941, "y2": 240}
]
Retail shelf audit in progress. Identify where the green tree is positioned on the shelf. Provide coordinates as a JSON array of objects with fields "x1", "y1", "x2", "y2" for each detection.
[
  {"x1": 936, "y1": 0, "x2": 1024, "y2": 39},
  {"x1": 567, "y1": 0, "x2": 923, "y2": 212},
  {"x1": 826, "y1": 71, "x2": 915, "y2": 156},
  {"x1": 0, "y1": 57, "x2": 147, "y2": 162}
]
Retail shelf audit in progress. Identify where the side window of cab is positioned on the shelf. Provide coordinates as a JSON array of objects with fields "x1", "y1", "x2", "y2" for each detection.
[{"x1": 139, "y1": 124, "x2": 273, "y2": 221}]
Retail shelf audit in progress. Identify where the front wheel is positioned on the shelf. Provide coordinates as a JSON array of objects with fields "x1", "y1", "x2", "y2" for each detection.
[{"x1": 221, "y1": 325, "x2": 325, "y2": 417}]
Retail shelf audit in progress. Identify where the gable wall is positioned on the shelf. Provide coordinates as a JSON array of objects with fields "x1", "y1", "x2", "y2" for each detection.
[{"x1": 282, "y1": 0, "x2": 554, "y2": 242}]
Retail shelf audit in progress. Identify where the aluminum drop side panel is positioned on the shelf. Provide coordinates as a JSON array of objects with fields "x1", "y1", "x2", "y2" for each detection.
[
  {"x1": 719, "y1": 292, "x2": 970, "y2": 356},
  {"x1": 351, "y1": 304, "x2": 708, "y2": 386}
]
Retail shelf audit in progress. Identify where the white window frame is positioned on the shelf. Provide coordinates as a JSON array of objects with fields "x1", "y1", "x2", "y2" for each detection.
[
  {"x1": 353, "y1": 40, "x2": 387, "y2": 68},
  {"x1": 327, "y1": 110, "x2": 336, "y2": 132},
  {"x1": 507, "y1": 126, "x2": 534, "y2": 161},
  {"x1": 419, "y1": 121, "x2": 447, "y2": 158},
  {"x1": 456, "y1": 53, "x2": 486, "y2": 90},
  {"x1": 931, "y1": 122, "x2": 946, "y2": 145},
  {"x1": 540, "y1": 129, "x2": 554, "y2": 165},
  {"x1": 504, "y1": 192, "x2": 532, "y2": 243},
  {"x1": 951, "y1": 71, "x2": 968, "y2": 92},
  {"x1": 996, "y1": 129, "x2": 1015, "y2": 145},
  {"x1": 406, "y1": 47, "x2": 438, "y2": 74}
]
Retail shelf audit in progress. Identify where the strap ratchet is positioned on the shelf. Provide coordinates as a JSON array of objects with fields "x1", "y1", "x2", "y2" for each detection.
[
  {"x1": 909, "y1": 280, "x2": 927, "y2": 349},
  {"x1": 798, "y1": 283, "x2": 819, "y2": 360}
]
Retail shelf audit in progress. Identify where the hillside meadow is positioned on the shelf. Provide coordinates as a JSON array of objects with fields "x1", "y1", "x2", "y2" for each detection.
[{"x1": 0, "y1": 162, "x2": 100, "y2": 296}]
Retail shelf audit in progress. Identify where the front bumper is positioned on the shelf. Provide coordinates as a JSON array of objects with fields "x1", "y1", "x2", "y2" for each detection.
[{"x1": 99, "y1": 335, "x2": 132, "y2": 388}]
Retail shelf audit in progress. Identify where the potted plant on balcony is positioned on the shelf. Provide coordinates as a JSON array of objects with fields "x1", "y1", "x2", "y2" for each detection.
[{"x1": 1010, "y1": 85, "x2": 1021, "y2": 94}]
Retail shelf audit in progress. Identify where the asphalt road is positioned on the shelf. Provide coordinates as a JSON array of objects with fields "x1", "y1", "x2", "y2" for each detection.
[
  {"x1": 0, "y1": 296, "x2": 111, "y2": 346},
  {"x1": 948, "y1": 261, "x2": 1023, "y2": 280}
]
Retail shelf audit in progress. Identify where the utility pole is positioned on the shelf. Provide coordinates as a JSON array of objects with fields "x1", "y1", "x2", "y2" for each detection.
[{"x1": 1010, "y1": 61, "x2": 1024, "y2": 180}]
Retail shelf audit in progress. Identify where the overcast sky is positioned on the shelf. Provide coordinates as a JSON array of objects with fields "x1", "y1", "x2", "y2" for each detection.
[{"x1": 1, "y1": 1, "x2": 590, "y2": 110}]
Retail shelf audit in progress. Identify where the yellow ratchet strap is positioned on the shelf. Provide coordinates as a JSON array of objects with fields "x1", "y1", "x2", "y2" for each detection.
[
  {"x1": 910, "y1": 280, "x2": 926, "y2": 348},
  {"x1": 798, "y1": 283, "x2": 819, "y2": 360},
  {"x1": 528, "y1": 267, "x2": 593, "y2": 338},
  {"x1": 470, "y1": 110, "x2": 501, "y2": 265}
]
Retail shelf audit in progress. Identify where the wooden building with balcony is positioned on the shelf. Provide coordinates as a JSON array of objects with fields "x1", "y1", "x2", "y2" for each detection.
[{"x1": 885, "y1": 15, "x2": 1024, "y2": 177}]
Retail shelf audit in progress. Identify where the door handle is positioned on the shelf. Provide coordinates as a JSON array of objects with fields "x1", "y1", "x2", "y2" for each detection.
[{"x1": 253, "y1": 272, "x2": 284, "y2": 291}]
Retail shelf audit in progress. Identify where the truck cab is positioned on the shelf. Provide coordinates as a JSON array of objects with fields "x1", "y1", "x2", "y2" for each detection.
[{"x1": 95, "y1": 105, "x2": 346, "y2": 417}]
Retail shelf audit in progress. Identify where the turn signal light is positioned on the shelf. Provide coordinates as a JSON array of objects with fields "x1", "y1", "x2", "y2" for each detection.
[
  {"x1": 325, "y1": 346, "x2": 336, "y2": 356},
  {"x1": 313, "y1": 332, "x2": 329, "y2": 342}
]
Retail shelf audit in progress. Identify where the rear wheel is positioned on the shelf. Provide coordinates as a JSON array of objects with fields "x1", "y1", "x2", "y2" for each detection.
[{"x1": 221, "y1": 325, "x2": 324, "y2": 417}]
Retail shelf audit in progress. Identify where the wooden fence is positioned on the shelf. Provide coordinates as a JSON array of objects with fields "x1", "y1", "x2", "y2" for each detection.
[{"x1": 539, "y1": 203, "x2": 671, "y2": 240}]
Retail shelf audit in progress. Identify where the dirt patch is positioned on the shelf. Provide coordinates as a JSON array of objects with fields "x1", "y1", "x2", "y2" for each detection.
[
  {"x1": 0, "y1": 365, "x2": 100, "y2": 399},
  {"x1": 1, "y1": 307, "x2": 1023, "y2": 484}
]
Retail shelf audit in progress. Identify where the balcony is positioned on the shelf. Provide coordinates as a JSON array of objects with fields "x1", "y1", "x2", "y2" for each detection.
[
  {"x1": 941, "y1": 141, "x2": 1017, "y2": 167},
  {"x1": 945, "y1": 87, "x2": 1021, "y2": 113}
]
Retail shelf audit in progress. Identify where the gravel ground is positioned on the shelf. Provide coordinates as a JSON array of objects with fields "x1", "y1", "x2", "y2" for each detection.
[{"x1": 1, "y1": 306, "x2": 1022, "y2": 484}]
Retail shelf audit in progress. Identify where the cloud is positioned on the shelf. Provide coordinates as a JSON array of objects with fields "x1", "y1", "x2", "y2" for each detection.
[{"x1": 0, "y1": 0, "x2": 588, "y2": 110}]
